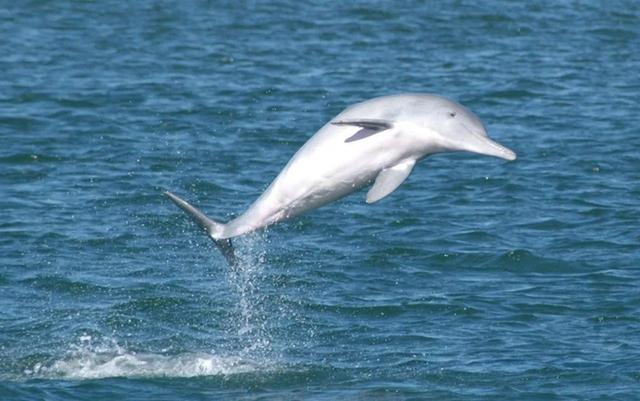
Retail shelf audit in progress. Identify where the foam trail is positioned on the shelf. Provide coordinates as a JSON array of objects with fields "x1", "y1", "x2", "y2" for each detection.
[
  {"x1": 26, "y1": 336, "x2": 264, "y2": 379},
  {"x1": 46, "y1": 352, "x2": 259, "y2": 379}
]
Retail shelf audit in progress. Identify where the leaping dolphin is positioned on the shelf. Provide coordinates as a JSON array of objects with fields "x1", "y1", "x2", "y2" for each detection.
[{"x1": 166, "y1": 93, "x2": 516, "y2": 264}]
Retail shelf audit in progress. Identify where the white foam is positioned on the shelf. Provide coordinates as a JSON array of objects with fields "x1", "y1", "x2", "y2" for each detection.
[
  {"x1": 47, "y1": 352, "x2": 259, "y2": 379},
  {"x1": 27, "y1": 337, "x2": 267, "y2": 380}
]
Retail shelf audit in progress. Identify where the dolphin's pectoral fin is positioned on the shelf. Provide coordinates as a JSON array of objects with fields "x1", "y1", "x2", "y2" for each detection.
[
  {"x1": 366, "y1": 159, "x2": 416, "y2": 204},
  {"x1": 331, "y1": 119, "x2": 393, "y2": 143}
]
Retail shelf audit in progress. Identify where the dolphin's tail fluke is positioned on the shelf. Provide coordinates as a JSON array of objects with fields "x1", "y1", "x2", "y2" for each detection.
[{"x1": 164, "y1": 191, "x2": 236, "y2": 266}]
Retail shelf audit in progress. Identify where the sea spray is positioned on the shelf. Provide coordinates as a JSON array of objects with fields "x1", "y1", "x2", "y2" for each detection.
[{"x1": 225, "y1": 232, "x2": 273, "y2": 359}]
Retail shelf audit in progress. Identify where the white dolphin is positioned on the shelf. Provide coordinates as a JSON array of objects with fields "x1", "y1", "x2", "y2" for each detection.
[{"x1": 166, "y1": 93, "x2": 516, "y2": 264}]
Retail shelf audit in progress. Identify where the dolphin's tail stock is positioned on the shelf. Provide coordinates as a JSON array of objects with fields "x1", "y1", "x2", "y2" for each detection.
[{"x1": 164, "y1": 191, "x2": 236, "y2": 265}]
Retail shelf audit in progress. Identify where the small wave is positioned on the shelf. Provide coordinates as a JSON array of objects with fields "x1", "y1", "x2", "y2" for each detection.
[{"x1": 26, "y1": 337, "x2": 266, "y2": 380}]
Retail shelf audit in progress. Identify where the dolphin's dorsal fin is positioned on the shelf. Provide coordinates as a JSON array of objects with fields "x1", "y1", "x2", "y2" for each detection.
[
  {"x1": 366, "y1": 159, "x2": 416, "y2": 204},
  {"x1": 331, "y1": 119, "x2": 393, "y2": 143}
]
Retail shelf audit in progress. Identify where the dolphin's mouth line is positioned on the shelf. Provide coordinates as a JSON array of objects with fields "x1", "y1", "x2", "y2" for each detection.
[
  {"x1": 459, "y1": 121, "x2": 516, "y2": 160},
  {"x1": 459, "y1": 121, "x2": 489, "y2": 146}
]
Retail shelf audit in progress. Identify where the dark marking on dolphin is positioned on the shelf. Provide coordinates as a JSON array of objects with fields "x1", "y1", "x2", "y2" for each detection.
[{"x1": 332, "y1": 119, "x2": 393, "y2": 143}]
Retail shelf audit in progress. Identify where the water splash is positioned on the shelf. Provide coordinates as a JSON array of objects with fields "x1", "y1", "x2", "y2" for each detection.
[
  {"x1": 226, "y1": 233, "x2": 273, "y2": 357},
  {"x1": 19, "y1": 233, "x2": 286, "y2": 381}
]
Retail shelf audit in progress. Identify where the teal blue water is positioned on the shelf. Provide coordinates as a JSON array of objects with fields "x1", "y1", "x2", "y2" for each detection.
[{"x1": 2, "y1": 1, "x2": 639, "y2": 399}]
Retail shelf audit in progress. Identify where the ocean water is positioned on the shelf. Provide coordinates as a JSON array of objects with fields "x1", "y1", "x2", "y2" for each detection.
[{"x1": 1, "y1": 1, "x2": 639, "y2": 399}]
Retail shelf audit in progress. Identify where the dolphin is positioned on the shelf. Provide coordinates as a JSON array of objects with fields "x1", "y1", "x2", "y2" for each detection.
[{"x1": 166, "y1": 93, "x2": 516, "y2": 264}]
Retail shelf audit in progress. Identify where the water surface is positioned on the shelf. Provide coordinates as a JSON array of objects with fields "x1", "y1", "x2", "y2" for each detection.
[{"x1": 1, "y1": 1, "x2": 639, "y2": 399}]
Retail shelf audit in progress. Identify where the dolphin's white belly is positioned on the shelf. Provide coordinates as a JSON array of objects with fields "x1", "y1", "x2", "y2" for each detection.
[{"x1": 222, "y1": 122, "x2": 412, "y2": 238}]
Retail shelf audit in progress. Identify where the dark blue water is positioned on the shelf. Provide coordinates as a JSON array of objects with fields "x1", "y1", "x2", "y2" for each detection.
[{"x1": 2, "y1": 1, "x2": 639, "y2": 399}]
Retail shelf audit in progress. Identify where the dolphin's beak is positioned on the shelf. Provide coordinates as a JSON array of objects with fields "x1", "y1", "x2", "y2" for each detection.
[{"x1": 465, "y1": 132, "x2": 517, "y2": 161}]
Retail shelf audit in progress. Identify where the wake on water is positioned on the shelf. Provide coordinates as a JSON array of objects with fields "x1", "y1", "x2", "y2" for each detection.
[{"x1": 24, "y1": 235, "x2": 284, "y2": 380}]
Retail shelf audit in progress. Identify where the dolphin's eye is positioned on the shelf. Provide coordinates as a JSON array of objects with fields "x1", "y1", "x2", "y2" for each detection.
[{"x1": 449, "y1": 111, "x2": 456, "y2": 118}]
